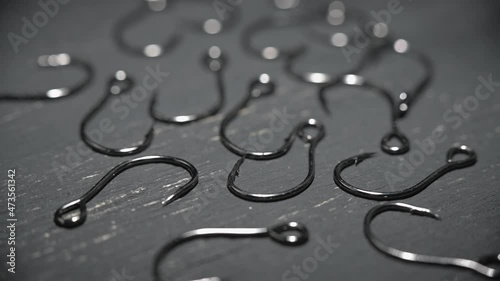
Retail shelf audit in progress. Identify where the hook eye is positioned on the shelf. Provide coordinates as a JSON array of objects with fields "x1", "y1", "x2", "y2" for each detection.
[
  {"x1": 446, "y1": 144, "x2": 477, "y2": 167},
  {"x1": 54, "y1": 199, "x2": 87, "y2": 228},
  {"x1": 249, "y1": 73, "x2": 275, "y2": 98},
  {"x1": 203, "y1": 46, "x2": 226, "y2": 72},
  {"x1": 109, "y1": 70, "x2": 134, "y2": 95},
  {"x1": 268, "y1": 222, "x2": 309, "y2": 245},
  {"x1": 297, "y1": 118, "x2": 326, "y2": 143},
  {"x1": 381, "y1": 129, "x2": 410, "y2": 155}
]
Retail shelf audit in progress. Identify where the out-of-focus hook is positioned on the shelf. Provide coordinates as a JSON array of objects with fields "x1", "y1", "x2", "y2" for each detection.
[{"x1": 0, "y1": 53, "x2": 93, "y2": 101}]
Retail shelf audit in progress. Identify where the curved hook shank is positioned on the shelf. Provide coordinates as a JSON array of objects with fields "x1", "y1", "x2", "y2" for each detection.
[
  {"x1": 150, "y1": 46, "x2": 226, "y2": 124},
  {"x1": 153, "y1": 222, "x2": 308, "y2": 281},
  {"x1": 227, "y1": 119, "x2": 325, "y2": 202},
  {"x1": 54, "y1": 155, "x2": 199, "y2": 228},
  {"x1": 333, "y1": 145, "x2": 477, "y2": 201},
  {"x1": 80, "y1": 71, "x2": 155, "y2": 156},
  {"x1": 0, "y1": 53, "x2": 93, "y2": 101},
  {"x1": 364, "y1": 203, "x2": 499, "y2": 278}
]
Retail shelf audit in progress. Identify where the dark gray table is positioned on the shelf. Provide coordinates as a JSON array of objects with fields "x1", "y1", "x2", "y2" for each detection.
[{"x1": 1, "y1": 1, "x2": 499, "y2": 281}]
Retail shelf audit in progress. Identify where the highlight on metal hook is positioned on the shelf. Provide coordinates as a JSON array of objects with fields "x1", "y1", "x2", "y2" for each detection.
[
  {"x1": 149, "y1": 46, "x2": 226, "y2": 124},
  {"x1": 153, "y1": 221, "x2": 308, "y2": 281},
  {"x1": 227, "y1": 118, "x2": 325, "y2": 202},
  {"x1": 0, "y1": 53, "x2": 93, "y2": 101},
  {"x1": 364, "y1": 202, "x2": 500, "y2": 278},
  {"x1": 80, "y1": 70, "x2": 155, "y2": 156},
  {"x1": 54, "y1": 155, "x2": 198, "y2": 228},
  {"x1": 334, "y1": 144, "x2": 477, "y2": 201},
  {"x1": 318, "y1": 74, "x2": 410, "y2": 155}
]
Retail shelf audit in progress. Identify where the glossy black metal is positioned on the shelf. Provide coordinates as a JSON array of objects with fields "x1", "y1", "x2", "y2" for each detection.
[
  {"x1": 0, "y1": 53, "x2": 93, "y2": 101},
  {"x1": 54, "y1": 155, "x2": 199, "y2": 228},
  {"x1": 365, "y1": 203, "x2": 500, "y2": 278},
  {"x1": 80, "y1": 70, "x2": 155, "y2": 156},
  {"x1": 149, "y1": 46, "x2": 226, "y2": 124},
  {"x1": 334, "y1": 144, "x2": 477, "y2": 201},
  {"x1": 227, "y1": 118, "x2": 325, "y2": 202},
  {"x1": 153, "y1": 221, "x2": 308, "y2": 281},
  {"x1": 319, "y1": 74, "x2": 410, "y2": 155}
]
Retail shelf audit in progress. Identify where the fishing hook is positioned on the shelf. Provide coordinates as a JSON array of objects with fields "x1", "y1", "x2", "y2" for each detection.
[
  {"x1": 80, "y1": 70, "x2": 155, "y2": 156},
  {"x1": 334, "y1": 144, "x2": 477, "y2": 201},
  {"x1": 319, "y1": 74, "x2": 410, "y2": 155},
  {"x1": 219, "y1": 73, "x2": 324, "y2": 160},
  {"x1": 227, "y1": 118, "x2": 325, "y2": 202},
  {"x1": 149, "y1": 46, "x2": 226, "y2": 124},
  {"x1": 153, "y1": 221, "x2": 308, "y2": 281},
  {"x1": 113, "y1": 0, "x2": 239, "y2": 58},
  {"x1": 0, "y1": 53, "x2": 93, "y2": 101},
  {"x1": 54, "y1": 155, "x2": 198, "y2": 228},
  {"x1": 364, "y1": 202, "x2": 500, "y2": 278}
]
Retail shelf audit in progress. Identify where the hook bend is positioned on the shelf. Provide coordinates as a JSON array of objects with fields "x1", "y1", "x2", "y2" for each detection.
[
  {"x1": 364, "y1": 202, "x2": 500, "y2": 278},
  {"x1": 54, "y1": 155, "x2": 199, "y2": 228},
  {"x1": 334, "y1": 144, "x2": 477, "y2": 201},
  {"x1": 153, "y1": 221, "x2": 308, "y2": 281}
]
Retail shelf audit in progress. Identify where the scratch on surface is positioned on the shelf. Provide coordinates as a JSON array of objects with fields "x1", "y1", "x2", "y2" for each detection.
[
  {"x1": 82, "y1": 173, "x2": 99, "y2": 180},
  {"x1": 170, "y1": 205, "x2": 197, "y2": 215},
  {"x1": 278, "y1": 210, "x2": 299, "y2": 221},
  {"x1": 164, "y1": 178, "x2": 190, "y2": 189},
  {"x1": 93, "y1": 232, "x2": 117, "y2": 244},
  {"x1": 209, "y1": 135, "x2": 220, "y2": 142},
  {"x1": 201, "y1": 114, "x2": 223, "y2": 124},
  {"x1": 314, "y1": 195, "x2": 341, "y2": 208},
  {"x1": 143, "y1": 200, "x2": 160, "y2": 207}
]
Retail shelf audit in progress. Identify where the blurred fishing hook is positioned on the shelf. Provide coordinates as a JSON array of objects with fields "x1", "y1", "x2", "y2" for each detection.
[
  {"x1": 319, "y1": 74, "x2": 410, "y2": 155},
  {"x1": 365, "y1": 202, "x2": 500, "y2": 278},
  {"x1": 149, "y1": 46, "x2": 226, "y2": 124},
  {"x1": 54, "y1": 155, "x2": 198, "y2": 228},
  {"x1": 153, "y1": 221, "x2": 308, "y2": 281},
  {"x1": 227, "y1": 118, "x2": 325, "y2": 202},
  {"x1": 334, "y1": 144, "x2": 477, "y2": 201},
  {"x1": 0, "y1": 53, "x2": 93, "y2": 101},
  {"x1": 80, "y1": 70, "x2": 155, "y2": 156}
]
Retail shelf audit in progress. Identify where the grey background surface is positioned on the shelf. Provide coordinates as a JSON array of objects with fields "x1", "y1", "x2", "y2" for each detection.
[{"x1": 0, "y1": 1, "x2": 499, "y2": 281}]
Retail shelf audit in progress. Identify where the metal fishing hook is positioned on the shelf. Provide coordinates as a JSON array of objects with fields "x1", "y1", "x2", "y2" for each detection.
[
  {"x1": 153, "y1": 221, "x2": 308, "y2": 281},
  {"x1": 54, "y1": 155, "x2": 198, "y2": 228},
  {"x1": 334, "y1": 144, "x2": 477, "y2": 201},
  {"x1": 149, "y1": 46, "x2": 226, "y2": 124},
  {"x1": 80, "y1": 70, "x2": 155, "y2": 156},
  {"x1": 364, "y1": 202, "x2": 500, "y2": 278},
  {"x1": 113, "y1": 0, "x2": 239, "y2": 58},
  {"x1": 227, "y1": 118, "x2": 325, "y2": 202},
  {"x1": 219, "y1": 73, "x2": 324, "y2": 160},
  {"x1": 0, "y1": 53, "x2": 93, "y2": 101},
  {"x1": 319, "y1": 74, "x2": 410, "y2": 155}
]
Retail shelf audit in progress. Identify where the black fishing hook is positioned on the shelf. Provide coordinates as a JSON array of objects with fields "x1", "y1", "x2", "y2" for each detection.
[
  {"x1": 334, "y1": 144, "x2": 477, "y2": 201},
  {"x1": 153, "y1": 221, "x2": 308, "y2": 281},
  {"x1": 364, "y1": 202, "x2": 500, "y2": 278},
  {"x1": 80, "y1": 70, "x2": 155, "y2": 156},
  {"x1": 219, "y1": 73, "x2": 324, "y2": 160},
  {"x1": 113, "y1": 0, "x2": 239, "y2": 58},
  {"x1": 227, "y1": 118, "x2": 325, "y2": 202},
  {"x1": 319, "y1": 74, "x2": 410, "y2": 155},
  {"x1": 149, "y1": 46, "x2": 226, "y2": 124},
  {"x1": 54, "y1": 155, "x2": 198, "y2": 228},
  {"x1": 0, "y1": 53, "x2": 93, "y2": 101}
]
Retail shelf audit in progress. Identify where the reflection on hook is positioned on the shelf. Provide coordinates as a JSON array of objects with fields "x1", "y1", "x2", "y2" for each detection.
[
  {"x1": 153, "y1": 221, "x2": 308, "y2": 281},
  {"x1": 334, "y1": 145, "x2": 477, "y2": 201},
  {"x1": 227, "y1": 118, "x2": 325, "y2": 202},
  {"x1": 0, "y1": 53, "x2": 93, "y2": 101},
  {"x1": 319, "y1": 74, "x2": 410, "y2": 155},
  {"x1": 149, "y1": 46, "x2": 226, "y2": 124},
  {"x1": 54, "y1": 155, "x2": 198, "y2": 228},
  {"x1": 80, "y1": 71, "x2": 155, "y2": 156},
  {"x1": 364, "y1": 202, "x2": 500, "y2": 278}
]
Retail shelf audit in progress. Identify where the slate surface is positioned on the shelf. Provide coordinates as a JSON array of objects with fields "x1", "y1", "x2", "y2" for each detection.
[{"x1": 0, "y1": 1, "x2": 499, "y2": 281}]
